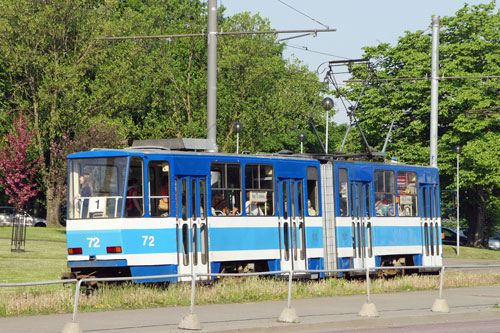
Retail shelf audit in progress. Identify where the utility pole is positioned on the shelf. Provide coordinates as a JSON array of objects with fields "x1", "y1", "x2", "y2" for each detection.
[
  {"x1": 430, "y1": 16, "x2": 440, "y2": 168},
  {"x1": 207, "y1": 0, "x2": 218, "y2": 152}
]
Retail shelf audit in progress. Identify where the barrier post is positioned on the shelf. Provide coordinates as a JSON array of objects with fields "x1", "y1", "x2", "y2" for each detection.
[
  {"x1": 179, "y1": 272, "x2": 201, "y2": 330},
  {"x1": 359, "y1": 264, "x2": 378, "y2": 317},
  {"x1": 432, "y1": 266, "x2": 449, "y2": 312},
  {"x1": 278, "y1": 269, "x2": 299, "y2": 323},
  {"x1": 62, "y1": 279, "x2": 83, "y2": 333}
]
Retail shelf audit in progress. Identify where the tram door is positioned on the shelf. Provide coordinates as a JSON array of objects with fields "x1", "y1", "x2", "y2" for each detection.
[
  {"x1": 350, "y1": 181, "x2": 375, "y2": 269},
  {"x1": 419, "y1": 184, "x2": 440, "y2": 266},
  {"x1": 176, "y1": 176, "x2": 210, "y2": 281},
  {"x1": 278, "y1": 178, "x2": 307, "y2": 272}
]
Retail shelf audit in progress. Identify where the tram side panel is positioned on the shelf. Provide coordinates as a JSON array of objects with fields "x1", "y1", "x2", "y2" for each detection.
[{"x1": 331, "y1": 162, "x2": 442, "y2": 274}]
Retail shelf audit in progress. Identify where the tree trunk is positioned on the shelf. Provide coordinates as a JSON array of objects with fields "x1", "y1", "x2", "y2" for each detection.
[
  {"x1": 466, "y1": 186, "x2": 488, "y2": 248},
  {"x1": 46, "y1": 187, "x2": 61, "y2": 227}
]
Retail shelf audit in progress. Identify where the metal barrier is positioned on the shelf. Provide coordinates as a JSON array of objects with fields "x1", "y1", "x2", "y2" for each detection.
[{"x1": 1, "y1": 264, "x2": 500, "y2": 332}]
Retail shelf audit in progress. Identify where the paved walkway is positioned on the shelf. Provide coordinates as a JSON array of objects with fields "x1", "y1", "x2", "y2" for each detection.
[{"x1": 1, "y1": 285, "x2": 500, "y2": 332}]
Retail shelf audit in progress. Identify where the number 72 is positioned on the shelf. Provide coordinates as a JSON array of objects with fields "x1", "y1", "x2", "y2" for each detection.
[{"x1": 142, "y1": 235, "x2": 155, "y2": 246}]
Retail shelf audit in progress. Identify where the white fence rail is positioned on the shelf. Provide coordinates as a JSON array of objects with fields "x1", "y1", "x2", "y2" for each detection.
[{"x1": 1, "y1": 264, "x2": 500, "y2": 332}]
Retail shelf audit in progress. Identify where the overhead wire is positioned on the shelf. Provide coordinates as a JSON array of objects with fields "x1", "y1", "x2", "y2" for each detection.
[{"x1": 276, "y1": 0, "x2": 329, "y2": 29}]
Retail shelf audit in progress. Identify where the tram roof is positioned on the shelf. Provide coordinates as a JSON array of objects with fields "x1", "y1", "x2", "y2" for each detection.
[{"x1": 67, "y1": 146, "x2": 317, "y2": 162}]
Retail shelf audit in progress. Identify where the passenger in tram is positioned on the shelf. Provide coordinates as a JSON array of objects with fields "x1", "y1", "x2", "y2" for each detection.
[
  {"x1": 126, "y1": 178, "x2": 143, "y2": 217},
  {"x1": 245, "y1": 192, "x2": 263, "y2": 216},
  {"x1": 375, "y1": 196, "x2": 394, "y2": 216},
  {"x1": 307, "y1": 199, "x2": 317, "y2": 216},
  {"x1": 78, "y1": 173, "x2": 93, "y2": 218},
  {"x1": 212, "y1": 193, "x2": 238, "y2": 216},
  {"x1": 158, "y1": 176, "x2": 170, "y2": 217}
]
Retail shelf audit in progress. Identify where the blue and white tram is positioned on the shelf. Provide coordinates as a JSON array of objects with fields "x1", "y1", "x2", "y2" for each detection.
[{"x1": 65, "y1": 143, "x2": 441, "y2": 282}]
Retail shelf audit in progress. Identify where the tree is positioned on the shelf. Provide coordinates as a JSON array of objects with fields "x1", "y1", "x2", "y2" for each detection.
[
  {"x1": 0, "y1": 0, "x2": 117, "y2": 225},
  {"x1": 343, "y1": 2, "x2": 500, "y2": 246},
  {"x1": 0, "y1": 0, "x2": 328, "y2": 225},
  {"x1": 217, "y1": 12, "x2": 325, "y2": 153},
  {"x1": 0, "y1": 113, "x2": 43, "y2": 210}
]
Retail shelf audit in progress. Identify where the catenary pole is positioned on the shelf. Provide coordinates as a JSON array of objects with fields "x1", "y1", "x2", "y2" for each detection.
[
  {"x1": 207, "y1": 0, "x2": 218, "y2": 152},
  {"x1": 430, "y1": 16, "x2": 440, "y2": 167}
]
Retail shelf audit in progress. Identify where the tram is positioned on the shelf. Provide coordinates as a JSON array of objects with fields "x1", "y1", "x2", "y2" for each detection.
[{"x1": 65, "y1": 139, "x2": 441, "y2": 282}]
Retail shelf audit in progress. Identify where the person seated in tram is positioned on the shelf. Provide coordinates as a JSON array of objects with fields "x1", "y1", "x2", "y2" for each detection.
[
  {"x1": 307, "y1": 199, "x2": 317, "y2": 216},
  {"x1": 126, "y1": 178, "x2": 143, "y2": 217},
  {"x1": 375, "y1": 195, "x2": 394, "y2": 216},
  {"x1": 212, "y1": 193, "x2": 238, "y2": 216},
  {"x1": 158, "y1": 176, "x2": 169, "y2": 217},
  {"x1": 77, "y1": 173, "x2": 93, "y2": 218},
  {"x1": 245, "y1": 192, "x2": 264, "y2": 216}
]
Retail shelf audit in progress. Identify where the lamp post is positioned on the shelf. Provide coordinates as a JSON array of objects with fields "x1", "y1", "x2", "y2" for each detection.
[
  {"x1": 298, "y1": 132, "x2": 306, "y2": 154},
  {"x1": 455, "y1": 145, "x2": 461, "y2": 256},
  {"x1": 233, "y1": 122, "x2": 242, "y2": 154},
  {"x1": 322, "y1": 97, "x2": 334, "y2": 154}
]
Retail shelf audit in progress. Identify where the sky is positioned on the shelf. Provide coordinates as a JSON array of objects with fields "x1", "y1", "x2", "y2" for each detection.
[{"x1": 220, "y1": 0, "x2": 498, "y2": 124}]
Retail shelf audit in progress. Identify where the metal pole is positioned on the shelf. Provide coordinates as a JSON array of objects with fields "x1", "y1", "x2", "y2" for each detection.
[
  {"x1": 325, "y1": 110, "x2": 329, "y2": 154},
  {"x1": 366, "y1": 265, "x2": 371, "y2": 303},
  {"x1": 430, "y1": 16, "x2": 440, "y2": 167},
  {"x1": 287, "y1": 269, "x2": 293, "y2": 308},
  {"x1": 300, "y1": 142, "x2": 303, "y2": 154},
  {"x1": 438, "y1": 266, "x2": 445, "y2": 299},
  {"x1": 207, "y1": 0, "x2": 218, "y2": 152},
  {"x1": 71, "y1": 280, "x2": 83, "y2": 322},
  {"x1": 236, "y1": 133, "x2": 239, "y2": 154},
  {"x1": 456, "y1": 151, "x2": 460, "y2": 256},
  {"x1": 190, "y1": 273, "x2": 197, "y2": 313}
]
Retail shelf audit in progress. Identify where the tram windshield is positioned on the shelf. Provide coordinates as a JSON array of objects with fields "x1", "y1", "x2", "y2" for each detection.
[{"x1": 68, "y1": 157, "x2": 127, "y2": 219}]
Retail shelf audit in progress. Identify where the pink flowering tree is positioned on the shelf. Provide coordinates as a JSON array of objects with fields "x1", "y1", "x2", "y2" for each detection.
[{"x1": 0, "y1": 113, "x2": 43, "y2": 211}]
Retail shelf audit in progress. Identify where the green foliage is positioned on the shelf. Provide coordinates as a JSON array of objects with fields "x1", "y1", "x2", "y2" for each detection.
[
  {"x1": 345, "y1": 2, "x2": 500, "y2": 245},
  {"x1": 0, "y1": 0, "x2": 327, "y2": 222}
]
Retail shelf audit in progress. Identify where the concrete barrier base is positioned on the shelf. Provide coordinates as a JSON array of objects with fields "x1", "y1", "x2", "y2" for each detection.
[
  {"x1": 61, "y1": 322, "x2": 81, "y2": 333},
  {"x1": 178, "y1": 312, "x2": 201, "y2": 330},
  {"x1": 278, "y1": 307, "x2": 299, "y2": 323},
  {"x1": 431, "y1": 298, "x2": 450, "y2": 313},
  {"x1": 358, "y1": 302, "x2": 379, "y2": 317}
]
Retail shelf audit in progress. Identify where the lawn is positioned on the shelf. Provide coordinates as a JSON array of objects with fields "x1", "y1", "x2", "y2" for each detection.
[{"x1": 0, "y1": 227, "x2": 67, "y2": 284}]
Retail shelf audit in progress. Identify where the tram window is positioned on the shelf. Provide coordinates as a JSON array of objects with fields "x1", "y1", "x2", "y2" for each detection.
[
  {"x1": 148, "y1": 161, "x2": 170, "y2": 217},
  {"x1": 180, "y1": 179, "x2": 188, "y2": 221},
  {"x1": 244, "y1": 164, "x2": 274, "y2": 216},
  {"x1": 68, "y1": 157, "x2": 126, "y2": 219},
  {"x1": 396, "y1": 171, "x2": 417, "y2": 217},
  {"x1": 422, "y1": 188, "x2": 428, "y2": 219},
  {"x1": 210, "y1": 163, "x2": 241, "y2": 216},
  {"x1": 297, "y1": 181, "x2": 304, "y2": 219},
  {"x1": 200, "y1": 179, "x2": 206, "y2": 220},
  {"x1": 191, "y1": 179, "x2": 197, "y2": 220},
  {"x1": 125, "y1": 157, "x2": 144, "y2": 217},
  {"x1": 433, "y1": 187, "x2": 439, "y2": 219},
  {"x1": 338, "y1": 168, "x2": 349, "y2": 217},
  {"x1": 374, "y1": 170, "x2": 395, "y2": 217},
  {"x1": 307, "y1": 167, "x2": 319, "y2": 216}
]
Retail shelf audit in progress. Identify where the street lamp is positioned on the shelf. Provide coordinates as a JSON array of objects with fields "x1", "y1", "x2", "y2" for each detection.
[
  {"x1": 322, "y1": 97, "x2": 334, "y2": 154},
  {"x1": 298, "y1": 132, "x2": 306, "y2": 154},
  {"x1": 233, "y1": 122, "x2": 242, "y2": 154},
  {"x1": 455, "y1": 145, "x2": 461, "y2": 256}
]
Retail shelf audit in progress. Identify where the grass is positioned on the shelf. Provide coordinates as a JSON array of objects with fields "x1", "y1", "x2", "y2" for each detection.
[
  {"x1": 0, "y1": 227, "x2": 67, "y2": 286},
  {"x1": 443, "y1": 244, "x2": 500, "y2": 260},
  {"x1": 1, "y1": 227, "x2": 500, "y2": 317}
]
